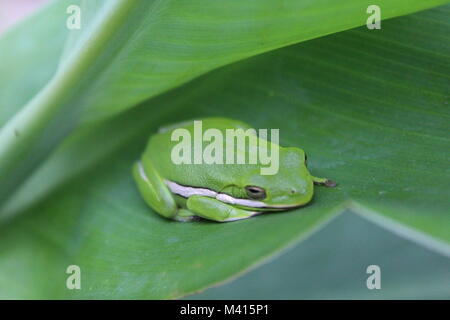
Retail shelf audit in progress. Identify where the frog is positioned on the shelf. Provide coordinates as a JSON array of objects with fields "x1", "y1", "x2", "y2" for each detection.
[{"x1": 132, "y1": 118, "x2": 336, "y2": 222}]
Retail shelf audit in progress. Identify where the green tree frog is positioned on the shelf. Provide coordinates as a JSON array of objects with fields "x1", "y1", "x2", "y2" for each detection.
[{"x1": 133, "y1": 118, "x2": 336, "y2": 222}]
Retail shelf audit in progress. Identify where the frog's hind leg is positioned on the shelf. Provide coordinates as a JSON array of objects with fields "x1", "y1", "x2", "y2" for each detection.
[
  {"x1": 186, "y1": 195, "x2": 259, "y2": 222},
  {"x1": 132, "y1": 158, "x2": 178, "y2": 219}
]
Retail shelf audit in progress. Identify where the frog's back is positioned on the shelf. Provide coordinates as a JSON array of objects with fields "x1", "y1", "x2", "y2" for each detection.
[
  {"x1": 145, "y1": 118, "x2": 255, "y2": 191},
  {"x1": 157, "y1": 118, "x2": 251, "y2": 134}
]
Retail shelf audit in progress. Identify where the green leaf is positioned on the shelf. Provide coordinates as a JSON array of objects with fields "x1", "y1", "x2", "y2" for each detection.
[
  {"x1": 0, "y1": 0, "x2": 447, "y2": 205},
  {"x1": 0, "y1": 0, "x2": 72, "y2": 128},
  {"x1": 0, "y1": 5, "x2": 448, "y2": 299},
  {"x1": 191, "y1": 212, "x2": 450, "y2": 299}
]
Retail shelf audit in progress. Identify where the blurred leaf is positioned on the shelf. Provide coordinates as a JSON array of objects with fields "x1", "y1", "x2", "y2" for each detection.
[
  {"x1": 0, "y1": 5, "x2": 448, "y2": 299},
  {"x1": 0, "y1": 0, "x2": 447, "y2": 204},
  {"x1": 0, "y1": 0, "x2": 71, "y2": 127},
  {"x1": 191, "y1": 212, "x2": 450, "y2": 299}
]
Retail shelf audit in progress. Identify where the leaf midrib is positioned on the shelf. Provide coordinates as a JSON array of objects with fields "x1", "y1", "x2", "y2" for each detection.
[{"x1": 0, "y1": 0, "x2": 138, "y2": 203}]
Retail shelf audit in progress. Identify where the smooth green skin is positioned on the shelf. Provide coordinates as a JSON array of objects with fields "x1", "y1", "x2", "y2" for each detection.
[{"x1": 133, "y1": 118, "x2": 333, "y2": 222}]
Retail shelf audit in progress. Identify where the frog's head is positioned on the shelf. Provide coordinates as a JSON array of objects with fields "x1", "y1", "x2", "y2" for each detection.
[{"x1": 230, "y1": 147, "x2": 315, "y2": 211}]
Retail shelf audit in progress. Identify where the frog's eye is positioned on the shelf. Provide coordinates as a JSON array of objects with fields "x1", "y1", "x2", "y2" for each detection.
[
  {"x1": 304, "y1": 153, "x2": 308, "y2": 167},
  {"x1": 245, "y1": 186, "x2": 267, "y2": 200}
]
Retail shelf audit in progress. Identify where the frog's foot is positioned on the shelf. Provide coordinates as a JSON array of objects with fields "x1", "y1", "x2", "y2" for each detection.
[
  {"x1": 187, "y1": 195, "x2": 259, "y2": 222},
  {"x1": 312, "y1": 176, "x2": 337, "y2": 187}
]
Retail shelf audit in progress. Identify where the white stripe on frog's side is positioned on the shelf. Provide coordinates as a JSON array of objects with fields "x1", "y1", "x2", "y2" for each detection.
[
  {"x1": 137, "y1": 161, "x2": 150, "y2": 183},
  {"x1": 137, "y1": 162, "x2": 300, "y2": 210},
  {"x1": 215, "y1": 193, "x2": 267, "y2": 208},
  {"x1": 164, "y1": 180, "x2": 217, "y2": 198},
  {"x1": 222, "y1": 212, "x2": 261, "y2": 222},
  {"x1": 164, "y1": 180, "x2": 267, "y2": 208},
  {"x1": 138, "y1": 161, "x2": 265, "y2": 210}
]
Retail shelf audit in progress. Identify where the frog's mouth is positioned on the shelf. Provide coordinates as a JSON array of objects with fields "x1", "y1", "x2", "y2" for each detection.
[{"x1": 165, "y1": 180, "x2": 304, "y2": 211}]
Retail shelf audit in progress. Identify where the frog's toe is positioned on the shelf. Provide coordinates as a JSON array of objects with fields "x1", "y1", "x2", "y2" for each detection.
[
  {"x1": 324, "y1": 179, "x2": 337, "y2": 187},
  {"x1": 173, "y1": 209, "x2": 198, "y2": 222},
  {"x1": 312, "y1": 176, "x2": 337, "y2": 187}
]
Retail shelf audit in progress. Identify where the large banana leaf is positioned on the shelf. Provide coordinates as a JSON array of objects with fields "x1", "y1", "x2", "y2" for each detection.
[
  {"x1": 0, "y1": 1, "x2": 449, "y2": 299},
  {"x1": 0, "y1": 0, "x2": 447, "y2": 204}
]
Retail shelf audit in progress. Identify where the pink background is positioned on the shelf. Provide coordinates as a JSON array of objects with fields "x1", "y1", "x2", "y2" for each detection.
[{"x1": 0, "y1": 0, "x2": 48, "y2": 34}]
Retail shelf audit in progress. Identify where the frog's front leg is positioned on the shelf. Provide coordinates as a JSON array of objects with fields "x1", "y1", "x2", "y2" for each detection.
[
  {"x1": 186, "y1": 195, "x2": 259, "y2": 222},
  {"x1": 132, "y1": 157, "x2": 178, "y2": 219}
]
